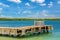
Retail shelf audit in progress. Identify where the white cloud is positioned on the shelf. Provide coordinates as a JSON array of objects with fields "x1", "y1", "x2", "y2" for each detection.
[
  {"x1": 0, "y1": 15, "x2": 13, "y2": 18},
  {"x1": 0, "y1": 8, "x2": 3, "y2": 13},
  {"x1": 26, "y1": 13, "x2": 40, "y2": 18},
  {"x1": 7, "y1": 0, "x2": 21, "y2": 4},
  {"x1": 25, "y1": 10, "x2": 48, "y2": 18},
  {"x1": 42, "y1": 13, "x2": 48, "y2": 16},
  {"x1": 17, "y1": 12, "x2": 21, "y2": 14},
  {"x1": 41, "y1": 10, "x2": 48, "y2": 16},
  {"x1": 23, "y1": 10, "x2": 31, "y2": 14},
  {"x1": 0, "y1": 15, "x2": 6, "y2": 18},
  {"x1": 30, "y1": 0, "x2": 35, "y2": 2},
  {"x1": 0, "y1": 2, "x2": 9, "y2": 7},
  {"x1": 0, "y1": 8, "x2": 3, "y2": 11},
  {"x1": 41, "y1": 10, "x2": 55, "y2": 18},
  {"x1": 57, "y1": 1, "x2": 60, "y2": 4},
  {"x1": 25, "y1": 3, "x2": 30, "y2": 6},
  {"x1": 42, "y1": 10, "x2": 48, "y2": 13},
  {"x1": 24, "y1": 10, "x2": 55, "y2": 18},
  {"x1": 7, "y1": 16, "x2": 13, "y2": 18},
  {"x1": 40, "y1": 3, "x2": 46, "y2": 6},
  {"x1": 50, "y1": 15, "x2": 55, "y2": 18},
  {"x1": 30, "y1": 0, "x2": 46, "y2": 6},
  {"x1": 48, "y1": 2, "x2": 53, "y2": 8},
  {"x1": 30, "y1": 0, "x2": 45, "y2": 3},
  {"x1": 36, "y1": 0, "x2": 45, "y2": 3}
]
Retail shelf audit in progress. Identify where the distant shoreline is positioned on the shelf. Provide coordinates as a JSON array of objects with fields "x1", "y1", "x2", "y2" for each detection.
[{"x1": 0, "y1": 18, "x2": 60, "y2": 21}]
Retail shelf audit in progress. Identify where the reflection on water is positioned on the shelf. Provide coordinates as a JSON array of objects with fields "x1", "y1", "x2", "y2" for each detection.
[{"x1": 0, "y1": 32, "x2": 54, "y2": 40}]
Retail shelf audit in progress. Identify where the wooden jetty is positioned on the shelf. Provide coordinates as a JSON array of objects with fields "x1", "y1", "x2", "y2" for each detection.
[{"x1": 0, "y1": 21, "x2": 53, "y2": 37}]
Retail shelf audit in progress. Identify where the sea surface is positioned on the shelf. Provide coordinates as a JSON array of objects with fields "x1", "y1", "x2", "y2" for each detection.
[{"x1": 0, "y1": 20, "x2": 60, "y2": 40}]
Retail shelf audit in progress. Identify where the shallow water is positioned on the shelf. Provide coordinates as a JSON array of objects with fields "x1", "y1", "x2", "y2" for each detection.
[{"x1": 0, "y1": 20, "x2": 60, "y2": 40}]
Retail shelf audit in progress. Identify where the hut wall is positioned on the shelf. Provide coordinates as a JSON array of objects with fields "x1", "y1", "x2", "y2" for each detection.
[{"x1": 34, "y1": 21, "x2": 44, "y2": 27}]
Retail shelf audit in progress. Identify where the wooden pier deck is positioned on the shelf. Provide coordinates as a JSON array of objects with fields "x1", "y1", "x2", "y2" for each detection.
[
  {"x1": 0, "y1": 21, "x2": 53, "y2": 37},
  {"x1": 0, "y1": 25, "x2": 53, "y2": 37}
]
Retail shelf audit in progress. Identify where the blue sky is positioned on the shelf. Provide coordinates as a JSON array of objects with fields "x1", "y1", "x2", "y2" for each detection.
[{"x1": 0, "y1": 0, "x2": 60, "y2": 18}]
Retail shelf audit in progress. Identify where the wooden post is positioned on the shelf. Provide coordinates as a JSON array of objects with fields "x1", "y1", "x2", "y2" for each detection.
[
  {"x1": 45, "y1": 26, "x2": 46, "y2": 32},
  {"x1": 21, "y1": 29, "x2": 25, "y2": 36},
  {"x1": 39, "y1": 27, "x2": 41, "y2": 33}
]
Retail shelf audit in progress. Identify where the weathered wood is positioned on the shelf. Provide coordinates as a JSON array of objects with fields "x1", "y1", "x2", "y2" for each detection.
[{"x1": 0, "y1": 25, "x2": 53, "y2": 37}]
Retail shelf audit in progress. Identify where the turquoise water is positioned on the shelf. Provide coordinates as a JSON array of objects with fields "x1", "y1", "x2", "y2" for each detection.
[
  {"x1": 44, "y1": 20, "x2": 60, "y2": 40},
  {"x1": 0, "y1": 20, "x2": 60, "y2": 40},
  {"x1": 0, "y1": 20, "x2": 34, "y2": 27}
]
